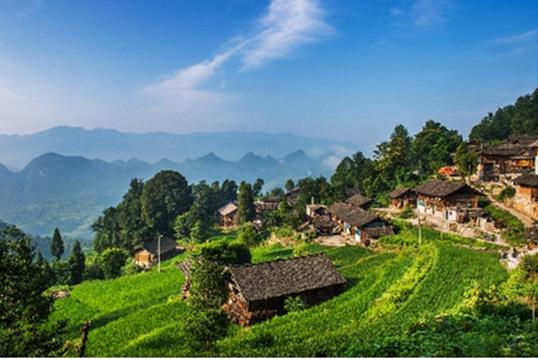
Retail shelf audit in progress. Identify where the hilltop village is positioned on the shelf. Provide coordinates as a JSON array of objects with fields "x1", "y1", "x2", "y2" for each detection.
[{"x1": 1, "y1": 89, "x2": 537, "y2": 357}]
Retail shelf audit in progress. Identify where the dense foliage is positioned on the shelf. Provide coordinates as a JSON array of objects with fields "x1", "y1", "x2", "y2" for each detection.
[
  {"x1": 470, "y1": 88, "x2": 538, "y2": 143},
  {"x1": 0, "y1": 226, "x2": 65, "y2": 357}
]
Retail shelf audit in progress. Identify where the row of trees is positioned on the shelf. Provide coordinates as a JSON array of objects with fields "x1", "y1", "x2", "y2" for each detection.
[{"x1": 469, "y1": 88, "x2": 538, "y2": 144}]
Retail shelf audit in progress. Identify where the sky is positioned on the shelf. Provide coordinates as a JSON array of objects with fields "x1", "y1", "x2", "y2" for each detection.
[{"x1": 0, "y1": 0, "x2": 536, "y2": 151}]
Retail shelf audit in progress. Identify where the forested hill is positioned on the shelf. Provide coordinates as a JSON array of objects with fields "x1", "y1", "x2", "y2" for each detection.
[
  {"x1": 469, "y1": 88, "x2": 538, "y2": 143},
  {"x1": 0, "y1": 151, "x2": 329, "y2": 239}
]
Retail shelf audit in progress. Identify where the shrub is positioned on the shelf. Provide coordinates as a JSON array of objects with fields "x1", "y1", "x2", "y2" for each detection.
[
  {"x1": 496, "y1": 186, "x2": 516, "y2": 201},
  {"x1": 485, "y1": 205, "x2": 526, "y2": 246},
  {"x1": 183, "y1": 307, "x2": 228, "y2": 353},
  {"x1": 238, "y1": 223, "x2": 263, "y2": 247},
  {"x1": 284, "y1": 296, "x2": 305, "y2": 313},
  {"x1": 99, "y1": 248, "x2": 129, "y2": 279},
  {"x1": 122, "y1": 259, "x2": 143, "y2": 275},
  {"x1": 398, "y1": 206, "x2": 414, "y2": 219}
]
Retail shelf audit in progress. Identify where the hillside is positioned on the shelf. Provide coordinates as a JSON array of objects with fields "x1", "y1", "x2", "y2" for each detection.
[
  {"x1": 0, "y1": 151, "x2": 329, "y2": 239},
  {"x1": 0, "y1": 126, "x2": 353, "y2": 170},
  {"x1": 50, "y1": 232, "x2": 535, "y2": 357}
]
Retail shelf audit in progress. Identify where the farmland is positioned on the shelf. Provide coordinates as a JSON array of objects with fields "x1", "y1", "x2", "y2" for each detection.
[{"x1": 49, "y1": 225, "x2": 538, "y2": 357}]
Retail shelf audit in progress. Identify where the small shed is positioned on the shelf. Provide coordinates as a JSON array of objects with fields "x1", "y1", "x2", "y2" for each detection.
[
  {"x1": 133, "y1": 237, "x2": 181, "y2": 269},
  {"x1": 389, "y1": 187, "x2": 416, "y2": 209},
  {"x1": 218, "y1": 202, "x2": 238, "y2": 228},
  {"x1": 223, "y1": 253, "x2": 346, "y2": 326}
]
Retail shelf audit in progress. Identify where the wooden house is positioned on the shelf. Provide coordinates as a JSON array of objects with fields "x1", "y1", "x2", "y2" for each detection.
[
  {"x1": 284, "y1": 187, "x2": 301, "y2": 206},
  {"x1": 389, "y1": 187, "x2": 416, "y2": 209},
  {"x1": 512, "y1": 170, "x2": 538, "y2": 220},
  {"x1": 478, "y1": 135, "x2": 538, "y2": 181},
  {"x1": 414, "y1": 180, "x2": 483, "y2": 224},
  {"x1": 222, "y1": 253, "x2": 346, "y2": 326},
  {"x1": 218, "y1": 202, "x2": 238, "y2": 228},
  {"x1": 254, "y1": 198, "x2": 279, "y2": 217},
  {"x1": 133, "y1": 237, "x2": 181, "y2": 269},
  {"x1": 345, "y1": 194, "x2": 373, "y2": 210},
  {"x1": 327, "y1": 202, "x2": 393, "y2": 244},
  {"x1": 306, "y1": 204, "x2": 327, "y2": 218}
]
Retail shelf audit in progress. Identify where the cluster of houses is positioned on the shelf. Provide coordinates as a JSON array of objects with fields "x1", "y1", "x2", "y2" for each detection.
[
  {"x1": 217, "y1": 198, "x2": 280, "y2": 228},
  {"x1": 478, "y1": 135, "x2": 538, "y2": 221},
  {"x1": 304, "y1": 194, "x2": 394, "y2": 245}
]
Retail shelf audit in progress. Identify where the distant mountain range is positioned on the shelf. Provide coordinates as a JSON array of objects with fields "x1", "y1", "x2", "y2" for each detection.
[
  {"x1": 0, "y1": 150, "x2": 332, "y2": 240},
  {"x1": 0, "y1": 126, "x2": 354, "y2": 169}
]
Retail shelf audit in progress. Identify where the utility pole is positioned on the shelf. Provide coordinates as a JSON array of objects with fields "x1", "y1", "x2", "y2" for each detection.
[
  {"x1": 158, "y1": 234, "x2": 162, "y2": 273},
  {"x1": 417, "y1": 211, "x2": 422, "y2": 247}
]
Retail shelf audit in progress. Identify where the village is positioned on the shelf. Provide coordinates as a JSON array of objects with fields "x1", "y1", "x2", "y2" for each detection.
[{"x1": 121, "y1": 135, "x2": 538, "y2": 328}]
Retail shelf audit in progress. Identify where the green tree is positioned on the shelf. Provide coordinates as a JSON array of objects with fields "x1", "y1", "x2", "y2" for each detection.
[
  {"x1": 331, "y1": 151, "x2": 375, "y2": 199},
  {"x1": 412, "y1": 120, "x2": 462, "y2": 175},
  {"x1": 141, "y1": 170, "x2": 193, "y2": 237},
  {"x1": 183, "y1": 307, "x2": 228, "y2": 353},
  {"x1": 0, "y1": 226, "x2": 65, "y2": 356},
  {"x1": 374, "y1": 124, "x2": 414, "y2": 191},
  {"x1": 253, "y1": 178, "x2": 265, "y2": 198},
  {"x1": 285, "y1": 179, "x2": 295, "y2": 192},
  {"x1": 99, "y1": 248, "x2": 128, "y2": 279},
  {"x1": 237, "y1": 181, "x2": 255, "y2": 223},
  {"x1": 470, "y1": 88, "x2": 538, "y2": 143},
  {"x1": 50, "y1": 227, "x2": 64, "y2": 260},
  {"x1": 190, "y1": 220, "x2": 210, "y2": 243},
  {"x1": 238, "y1": 222, "x2": 263, "y2": 247},
  {"x1": 68, "y1": 240, "x2": 85, "y2": 285},
  {"x1": 454, "y1": 143, "x2": 478, "y2": 181}
]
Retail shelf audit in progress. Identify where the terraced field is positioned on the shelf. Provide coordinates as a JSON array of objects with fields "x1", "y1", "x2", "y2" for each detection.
[{"x1": 51, "y1": 240, "x2": 512, "y2": 357}]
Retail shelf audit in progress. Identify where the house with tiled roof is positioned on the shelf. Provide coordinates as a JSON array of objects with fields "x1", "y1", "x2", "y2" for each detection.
[
  {"x1": 222, "y1": 253, "x2": 346, "y2": 326},
  {"x1": 133, "y1": 237, "x2": 181, "y2": 269},
  {"x1": 511, "y1": 165, "x2": 538, "y2": 220},
  {"x1": 478, "y1": 135, "x2": 538, "y2": 181},
  {"x1": 389, "y1": 187, "x2": 417, "y2": 209},
  {"x1": 218, "y1": 202, "x2": 238, "y2": 228},
  {"x1": 414, "y1": 179, "x2": 483, "y2": 224}
]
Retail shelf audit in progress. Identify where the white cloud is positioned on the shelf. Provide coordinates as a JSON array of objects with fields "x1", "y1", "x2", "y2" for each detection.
[
  {"x1": 493, "y1": 29, "x2": 537, "y2": 45},
  {"x1": 240, "y1": 0, "x2": 333, "y2": 70},
  {"x1": 321, "y1": 155, "x2": 342, "y2": 170},
  {"x1": 410, "y1": 0, "x2": 453, "y2": 28},
  {"x1": 142, "y1": 0, "x2": 332, "y2": 115}
]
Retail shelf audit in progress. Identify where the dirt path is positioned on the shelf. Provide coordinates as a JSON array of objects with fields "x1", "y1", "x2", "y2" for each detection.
[{"x1": 473, "y1": 184, "x2": 535, "y2": 227}]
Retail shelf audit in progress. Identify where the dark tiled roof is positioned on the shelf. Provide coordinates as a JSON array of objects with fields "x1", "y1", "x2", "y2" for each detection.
[
  {"x1": 507, "y1": 134, "x2": 538, "y2": 145},
  {"x1": 328, "y1": 202, "x2": 352, "y2": 218},
  {"x1": 363, "y1": 226, "x2": 394, "y2": 238},
  {"x1": 480, "y1": 144, "x2": 528, "y2": 157},
  {"x1": 141, "y1": 237, "x2": 178, "y2": 255},
  {"x1": 513, "y1": 173, "x2": 538, "y2": 188},
  {"x1": 414, "y1": 180, "x2": 480, "y2": 198},
  {"x1": 228, "y1": 253, "x2": 346, "y2": 302},
  {"x1": 389, "y1": 187, "x2": 413, "y2": 199},
  {"x1": 345, "y1": 194, "x2": 372, "y2": 208},
  {"x1": 342, "y1": 209, "x2": 379, "y2": 228}
]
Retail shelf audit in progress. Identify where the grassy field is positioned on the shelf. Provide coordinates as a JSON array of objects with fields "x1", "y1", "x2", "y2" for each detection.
[{"x1": 51, "y1": 232, "x2": 519, "y2": 357}]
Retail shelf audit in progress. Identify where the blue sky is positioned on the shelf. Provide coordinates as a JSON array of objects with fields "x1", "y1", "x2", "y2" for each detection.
[{"x1": 0, "y1": 0, "x2": 536, "y2": 151}]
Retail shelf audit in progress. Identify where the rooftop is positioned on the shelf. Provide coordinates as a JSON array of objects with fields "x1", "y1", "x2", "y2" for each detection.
[
  {"x1": 227, "y1": 253, "x2": 346, "y2": 302},
  {"x1": 414, "y1": 179, "x2": 481, "y2": 198},
  {"x1": 218, "y1": 202, "x2": 238, "y2": 216},
  {"x1": 513, "y1": 173, "x2": 538, "y2": 188}
]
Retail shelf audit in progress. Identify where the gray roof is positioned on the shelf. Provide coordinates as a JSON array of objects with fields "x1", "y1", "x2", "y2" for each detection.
[
  {"x1": 514, "y1": 173, "x2": 538, "y2": 188},
  {"x1": 141, "y1": 237, "x2": 178, "y2": 255},
  {"x1": 414, "y1": 180, "x2": 481, "y2": 198},
  {"x1": 341, "y1": 208, "x2": 380, "y2": 228},
  {"x1": 389, "y1": 187, "x2": 413, "y2": 199},
  {"x1": 345, "y1": 194, "x2": 372, "y2": 208},
  {"x1": 227, "y1": 253, "x2": 346, "y2": 302}
]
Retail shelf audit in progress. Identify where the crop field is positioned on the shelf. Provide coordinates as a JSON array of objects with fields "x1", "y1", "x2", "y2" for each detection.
[{"x1": 51, "y1": 236, "x2": 512, "y2": 357}]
